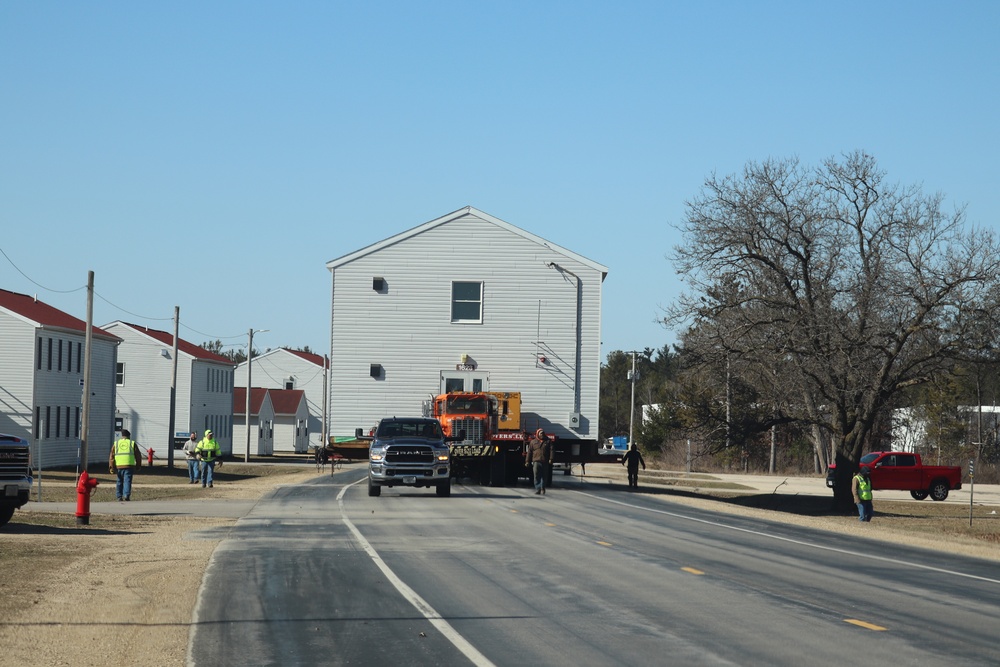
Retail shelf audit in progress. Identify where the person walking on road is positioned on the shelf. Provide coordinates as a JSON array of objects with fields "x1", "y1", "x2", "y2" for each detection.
[
  {"x1": 852, "y1": 467, "x2": 873, "y2": 522},
  {"x1": 109, "y1": 429, "x2": 142, "y2": 501},
  {"x1": 621, "y1": 443, "x2": 646, "y2": 489},
  {"x1": 182, "y1": 432, "x2": 200, "y2": 484},
  {"x1": 526, "y1": 428, "x2": 553, "y2": 495},
  {"x1": 196, "y1": 429, "x2": 221, "y2": 488}
]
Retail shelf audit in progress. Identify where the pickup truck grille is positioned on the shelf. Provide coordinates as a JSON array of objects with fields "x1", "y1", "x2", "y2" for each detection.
[
  {"x1": 0, "y1": 446, "x2": 31, "y2": 480},
  {"x1": 385, "y1": 446, "x2": 434, "y2": 463}
]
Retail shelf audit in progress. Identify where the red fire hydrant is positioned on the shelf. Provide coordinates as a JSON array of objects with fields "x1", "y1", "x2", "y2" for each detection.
[
  {"x1": 75, "y1": 471, "x2": 100, "y2": 526},
  {"x1": 147, "y1": 447, "x2": 155, "y2": 466}
]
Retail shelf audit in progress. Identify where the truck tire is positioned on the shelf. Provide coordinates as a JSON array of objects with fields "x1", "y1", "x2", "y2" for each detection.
[
  {"x1": 0, "y1": 504, "x2": 15, "y2": 528},
  {"x1": 929, "y1": 481, "x2": 949, "y2": 501},
  {"x1": 909, "y1": 490, "x2": 929, "y2": 501},
  {"x1": 367, "y1": 477, "x2": 381, "y2": 497},
  {"x1": 436, "y1": 480, "x2": 451, "y2": 497}
]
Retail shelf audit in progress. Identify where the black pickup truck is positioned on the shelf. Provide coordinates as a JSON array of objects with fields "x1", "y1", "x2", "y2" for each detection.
[{"x1": 0, "y1": 433, "x2": 33, "y2": 527}]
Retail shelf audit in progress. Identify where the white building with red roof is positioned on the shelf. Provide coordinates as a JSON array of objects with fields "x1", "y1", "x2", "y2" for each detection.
[
  {"x1": 101, "y1": 321, "x2": 236, "y2": 461},
  {"x1": 234, "y1": 348, "x2": 326, "y2": 453},
  {"x1": 233, "y1": 386, "x2": 274, "y2": 457},
  {"x1": 267, "y1": 388, "x2": 308, "y2": 454},
  {"x1": 0, "y1": 288, "x2": 121, "y2": 469}
]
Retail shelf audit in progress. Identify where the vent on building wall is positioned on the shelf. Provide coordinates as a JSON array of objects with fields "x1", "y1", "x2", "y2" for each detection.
[
  {"x1": 370, "y1": 364, "x2": 383, "y2": 379},
  {"x1": 373, "y1": 277, "x2": 385, "y2": 292}
]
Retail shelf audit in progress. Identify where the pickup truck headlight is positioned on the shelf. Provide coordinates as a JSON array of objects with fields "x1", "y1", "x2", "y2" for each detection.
[
  {"x1": 436, "y1": 452, "x2": 450, "y2": 462},
  {"x1": 369, "y1": 446, "x2": 385, "y2": 462}
]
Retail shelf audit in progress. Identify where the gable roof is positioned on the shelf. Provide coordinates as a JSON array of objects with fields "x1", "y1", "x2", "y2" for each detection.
[
  {"x1": 103, "y1": 321, "x2": 233, "y2": 364},
  {"x1": 268, "y1": 388, "x2": 305, "y2": 415},
  {"x1": 0, "y1": 288, "x2": 121, "y2": 342},
  {"x1": 283, "y1": 348, "x2": 327, "y2": 368},
  {"x1": 234, "y1": 387, "x2": 270, "y2": 416},
  {"x1": 325, "y1": 206, "x2": 609, "y2": 278}
]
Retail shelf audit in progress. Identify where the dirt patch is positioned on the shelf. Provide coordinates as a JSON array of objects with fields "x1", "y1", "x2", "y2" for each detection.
[{"x1": 0, "y1": 466, "x2": 323, "y2": 667}]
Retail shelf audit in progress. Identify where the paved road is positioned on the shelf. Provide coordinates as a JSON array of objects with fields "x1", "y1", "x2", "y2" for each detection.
[{"x1": 186, "y1": 470, "x2": 1000, "y2": 666}]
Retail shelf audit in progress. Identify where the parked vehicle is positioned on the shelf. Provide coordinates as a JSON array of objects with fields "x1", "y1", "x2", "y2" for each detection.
[
  {"x1": 367, "y1": 417, "x2": 455, "y2": 497},
  {"x1": 826, "y1": 451, "x2": 963, "y2": 501},
  {"x1": 0, "y1": 433, "x2": 33, "y2": 527}
]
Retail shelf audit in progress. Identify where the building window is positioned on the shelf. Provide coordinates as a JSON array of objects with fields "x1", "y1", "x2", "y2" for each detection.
[
  {"x1": 76, "y1": 342, "x2": 82, "y2": 373},
  {"x1": 451, "y1": 281, "x2": 483, "y2": 323},
  {"x1": 37, "y1": 338, "x2": 42, "y2": 370},
  {"x1": 55, "y1": 406, "x2": 61, "y2": 438},
  {"x1": 35, "y1": 407, "x2": 40, "y2": 439},
  {"x1": 65, "y1": 407, "x2": 71, "y2": 439},
  {"x1": 74, "y1": 407, "x2": 80, "y2": 437},
  {"x1": 45, "y1": 406, "x2": 50, "y2": 438},
  {"x1": 67, "y1": 340, "x2": 72, "y2": 373},
  {"x1": 47, "y1": 338, "x2": 52, "y2": 371},
  {"x1": 116, "y1": 363, "x2": 125, "y2": 386},
  {"x1": 57, "y1": 339, "x2": 63, "y2": 371}
]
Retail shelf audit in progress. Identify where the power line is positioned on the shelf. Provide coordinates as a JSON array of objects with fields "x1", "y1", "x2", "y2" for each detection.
[{"x1": 0, "y1": 246, "x2": 85, "y2": 294}]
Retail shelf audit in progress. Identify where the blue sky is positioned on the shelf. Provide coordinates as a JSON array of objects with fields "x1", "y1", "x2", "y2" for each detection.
[{"x1": 1, "y1": 2, "x2": 997, "y2": 360}]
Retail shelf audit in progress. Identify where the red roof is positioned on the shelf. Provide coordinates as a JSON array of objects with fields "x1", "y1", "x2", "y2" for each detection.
[
  {"x1": 114, "y1": 322, "x2": 232, "y2": 364},
  {"x1": 233, "y1": 387, "x2": 269, "y2": 416},
  {"x1": 0, "y1": 289, "x2": 120, "y2": 341},
  {"x1": 268, "y1": 389, "x2": 305, "y2": 415},
  {"x1": 283, "y1": 348, "x2": 327, "y2": 368}
]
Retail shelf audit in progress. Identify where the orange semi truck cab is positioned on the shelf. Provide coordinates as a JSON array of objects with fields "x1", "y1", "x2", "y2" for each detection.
[{"x1": 428, "y1": 391, "x2": 529, "y2": 485}]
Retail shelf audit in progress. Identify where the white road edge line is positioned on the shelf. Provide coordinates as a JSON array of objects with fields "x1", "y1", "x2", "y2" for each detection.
[
  {"x1": 573, "y1": 489, "x2": 1000, "y2": 586},
  {"x1": 338, "y1": 480, "x2": 497, "y2": 667}
]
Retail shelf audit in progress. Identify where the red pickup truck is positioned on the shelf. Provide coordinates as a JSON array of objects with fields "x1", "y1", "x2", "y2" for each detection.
[{"x1": 826, "y1": 451, "x2": 963, "y2": 501}]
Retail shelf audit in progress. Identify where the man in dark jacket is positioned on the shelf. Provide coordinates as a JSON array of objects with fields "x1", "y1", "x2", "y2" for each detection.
[
  {"x1": 525, "y1": 428, "x2": 553, "y2": 495},
  {"x1": 621, "y1": 443, "x2": 645, "y2": 489}
]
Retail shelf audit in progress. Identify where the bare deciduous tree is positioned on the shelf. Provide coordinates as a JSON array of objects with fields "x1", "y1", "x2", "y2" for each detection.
[{"x1": 668, "y1": 152, "x2": 1000, "y2": 506}]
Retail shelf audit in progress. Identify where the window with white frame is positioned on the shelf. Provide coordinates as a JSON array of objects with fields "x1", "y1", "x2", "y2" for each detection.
[
  {"x1": 451, "y1": 281, "x2": 483, "y2": 323},
  {"x1": 116, "y1": 363, "x2": 125, "y2": 386}
]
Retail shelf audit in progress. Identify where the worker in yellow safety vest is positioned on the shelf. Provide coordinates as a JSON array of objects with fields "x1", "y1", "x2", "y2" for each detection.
[
  {"x1": 196, "y1": 429, "x2": 222, "y2": 488},
  {"x1": 852, "y1": 467, "x2": 873, "y2": 522},
  {"x1": 109, "y1": 429, "x2": 142, "y2": 501}
]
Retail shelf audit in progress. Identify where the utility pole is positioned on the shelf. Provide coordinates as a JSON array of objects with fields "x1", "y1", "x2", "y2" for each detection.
[
  {"x1": 167, "y1": 306, "x2": 179, "y2": 469},
  {"x1": 244, "y1": 328, "x2": 268, "y2": 462},
  {"x1": 321, "y1": 354, "x2": 329, "y2": 451},
  {"x1": 628, "y1": 351, "x2": 638, "y2": 447},
  {"x1": 79, "y1": 271, "x2": 94, "y2": 471}
]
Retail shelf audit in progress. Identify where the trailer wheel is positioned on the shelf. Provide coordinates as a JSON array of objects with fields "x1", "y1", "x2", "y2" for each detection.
[
  {"x1": 436, "y1": 480, "x2": 451, "y2": 497},
  {"x1": 929, "y1": 481, "x2": 949, "y2": 501},
  {"x1": 909, "y1": 490, "x2": 929, "y2": 501},
  {"x1": 368, "y1": 477, "x2": 381, "y2": 497}
]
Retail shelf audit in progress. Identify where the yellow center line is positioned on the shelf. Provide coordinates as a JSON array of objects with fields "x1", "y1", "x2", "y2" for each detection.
[
  {"x1": 545, "y1": 522, "x2": 556, "y2": 527},
  {"x1": 597, "y1": 541, "x2": 613, "y2": 547},
  {"x1": 844, "y1": 619, "x2": 887, "y2": 631},
  {"x1": 681, "y1": 567, "x2": 705, "y2": 575}
]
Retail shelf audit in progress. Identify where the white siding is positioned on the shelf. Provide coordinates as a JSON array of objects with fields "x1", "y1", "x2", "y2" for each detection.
[
  {"x1": 234, "y1": 394, "x2": 274, "y2": 457},
  {"x1": 0, "y1": 314, "x2": 37, "y2": 439},
  {"x1": 107, "y1": 326, "x2": 177, "y2": 454},
  {"x1": 271, "y1": 395, "x2": 309, "y2": 453},
  {"x1": 328, "y1": 212, "x2": 604, "y2": 442},
  {"x1": 191, "y1": 362, "x2": 235, "y2": 455},
  {"x1": 234, "y1": 350, "x2": 325, "y2": 451},
  {"x1": 32, "y1": 332, "x2": 117, "y2": 469}
]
